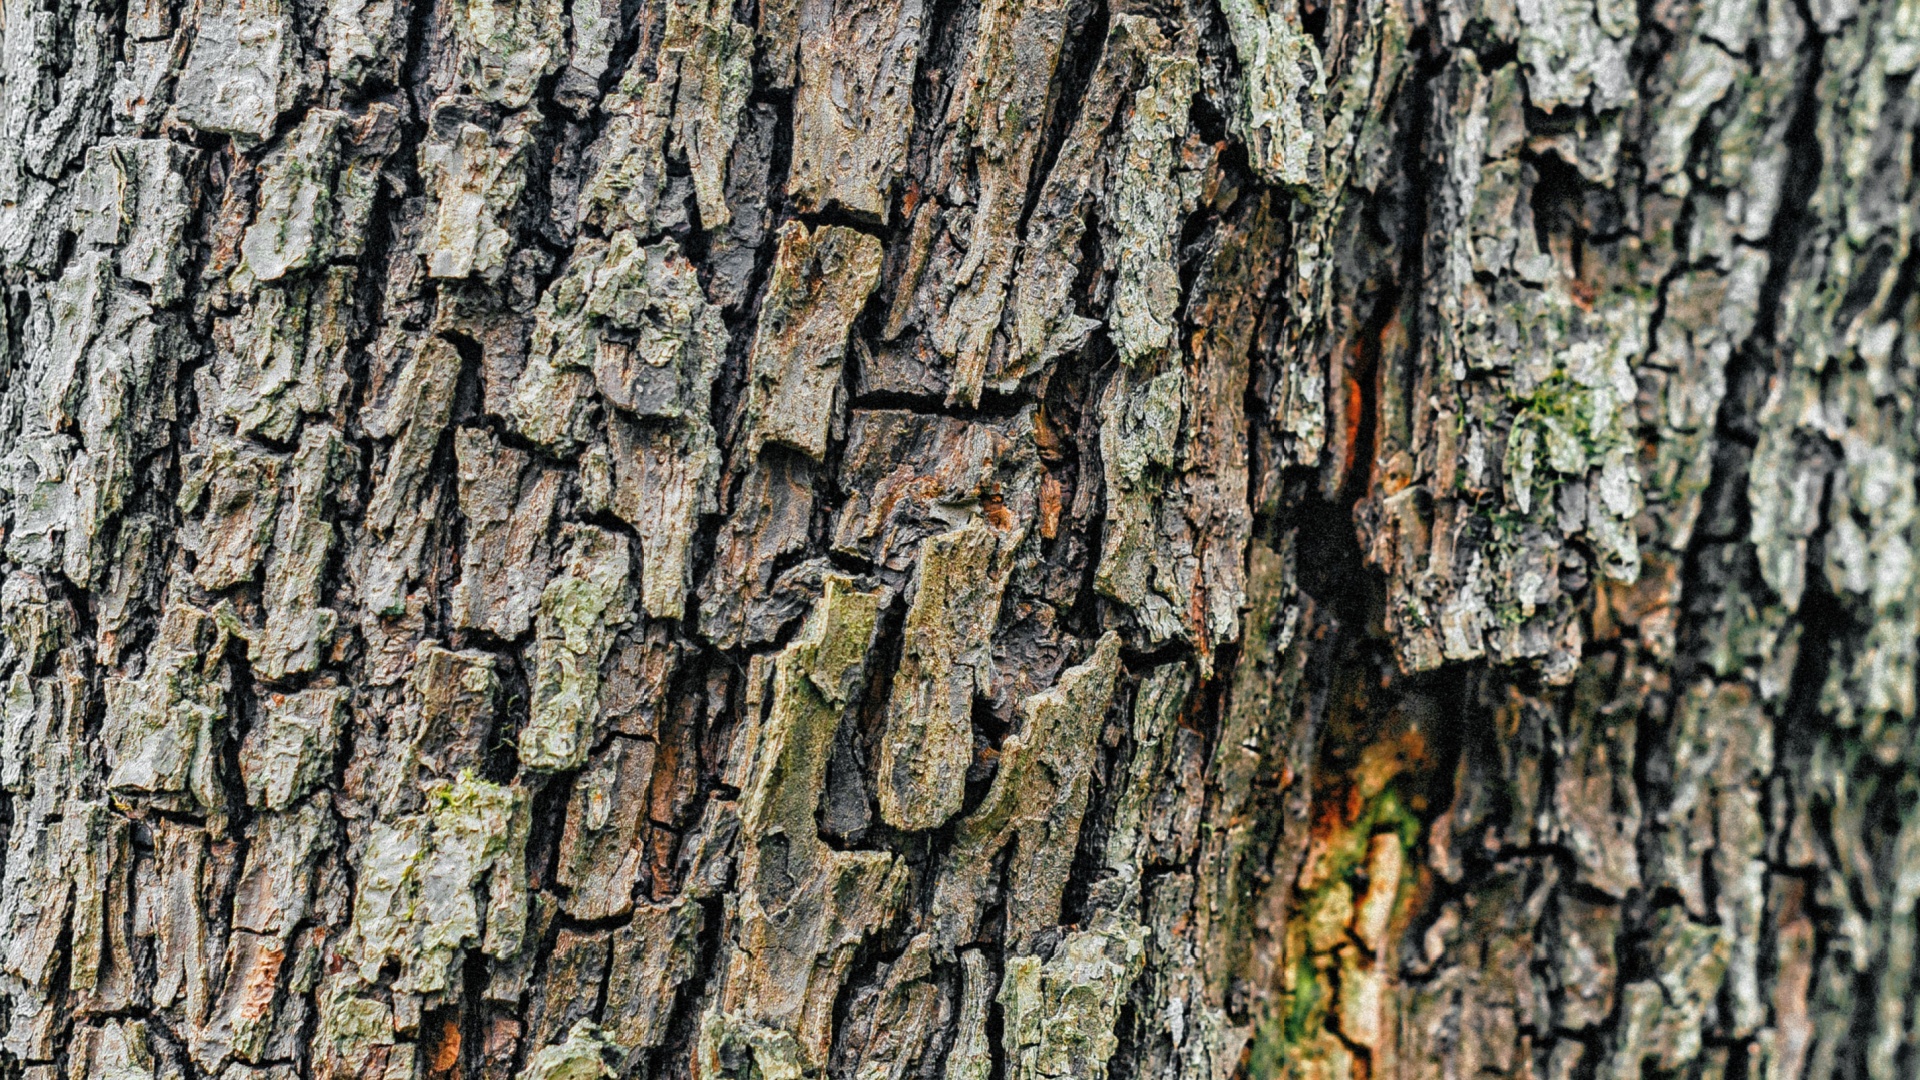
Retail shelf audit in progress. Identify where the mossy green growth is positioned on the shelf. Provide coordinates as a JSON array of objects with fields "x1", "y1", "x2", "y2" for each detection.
[
  {"x1": 1279, "y1": 952, "x2": 1325, "y2": 1047},
  {"x1": 1506, "y1": 374, "x2": 1599, "y2": 509},
  {"x1": 799, "y1": 575, "x2": 882, "y2": 707},
  {"x1": 1514, "y1": 373, "x2": 1590, "y2": 427},
  {"x1": 1248, "y1": 785, "x2": 1421, "y2": 1080}
]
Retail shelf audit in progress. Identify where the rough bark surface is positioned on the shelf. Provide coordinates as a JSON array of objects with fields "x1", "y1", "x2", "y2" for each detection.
[{"x1": 0, "y1": 0, "x2": 1915, "y2": 1079}]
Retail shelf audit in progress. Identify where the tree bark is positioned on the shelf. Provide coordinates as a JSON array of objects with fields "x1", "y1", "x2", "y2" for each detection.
[{"x1": 0, "y1": 0, "x2": 1911, "y2": 1078}]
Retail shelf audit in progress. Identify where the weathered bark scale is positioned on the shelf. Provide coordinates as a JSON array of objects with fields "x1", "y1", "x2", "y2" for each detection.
[{"x1": 0, "y1": 0, "x2": 1915, "y2": 1077}]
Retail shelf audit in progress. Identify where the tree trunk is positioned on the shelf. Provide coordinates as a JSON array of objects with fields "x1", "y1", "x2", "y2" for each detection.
[{"x1": 0, "y1": 0, "x2": 1910, "y2": 1077}]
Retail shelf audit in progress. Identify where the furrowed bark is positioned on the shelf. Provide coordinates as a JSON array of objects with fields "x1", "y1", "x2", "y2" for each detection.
[{"x1": 1, "y1": 0, "x2": 1916, "y2": 1080}]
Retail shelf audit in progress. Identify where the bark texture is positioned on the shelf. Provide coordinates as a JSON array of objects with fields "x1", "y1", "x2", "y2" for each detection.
[{"x1": 0, "y1": 0, "x2": 1914, "y2": 1078}]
